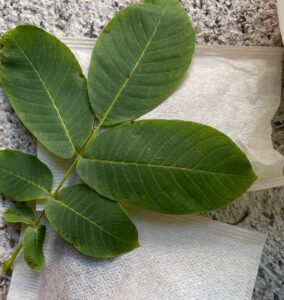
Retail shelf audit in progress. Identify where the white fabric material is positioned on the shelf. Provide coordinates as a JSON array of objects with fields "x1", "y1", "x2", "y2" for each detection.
[
  {"x1": 8, "y1": 41, "x2": 282, "y2": 299},
  {"x1": 9, "y1": 212, "x2": 266, "y2": 300}
]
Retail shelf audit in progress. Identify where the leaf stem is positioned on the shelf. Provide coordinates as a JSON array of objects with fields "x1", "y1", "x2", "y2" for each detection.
[
  {"x1": 52, "y1": 122, "x2": 102, "y2": 198},
  {"x1": 33, "y1": 210, "x2": 45, "y2": 226},
  {"x1": 51, "y1": 158, "x2": 80, "y2": 198},
  {"x1": 2, "y1": 242, "x2": 22, "y2": 273},
  {"x1": 80, "y1": 122, "x2": 103, "y2": 155}
]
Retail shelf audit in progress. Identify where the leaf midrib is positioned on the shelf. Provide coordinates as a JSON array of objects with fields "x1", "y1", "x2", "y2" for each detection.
[
  {"x1": 11, "y1": 37, "x2": 76, "y2": 153},
  {"x1": 34, "y1": 226, "x2": 44, "y2": 268},
  {"x1": 0, "y1": 166, "x2": 49, "y2": 194},
  {"x1": 50, "y1": 198, "x2": 134, "y2": 246},
  {"x1": 99, "y1": 4, "x2": 168, "y2": 124},
  {"x1": 84, "y1": 158, "x2": 254, "y2": 178}
]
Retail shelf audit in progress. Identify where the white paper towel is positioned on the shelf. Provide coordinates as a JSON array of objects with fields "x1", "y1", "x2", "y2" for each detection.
[
  {"x1": 8, "y1": 41, "x2": 281, "y2": 299},
  {"x1": 9, "y1": 212, "x2": 266, "y2": 300}
]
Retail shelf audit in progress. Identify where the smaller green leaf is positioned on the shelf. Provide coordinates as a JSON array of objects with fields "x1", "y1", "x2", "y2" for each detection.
[
  {"x1": 4, "y1": 203, "x2": 35, "y2": 225},
  {"x1": 45, "y1": 184, "x2": 139, "y2": 258},
  {"x1": 23, "y1": 225, "x2": 46, "y2": 272},
  {"x1": 0, "y1": 150, "x2": 53, "y2": 201}
]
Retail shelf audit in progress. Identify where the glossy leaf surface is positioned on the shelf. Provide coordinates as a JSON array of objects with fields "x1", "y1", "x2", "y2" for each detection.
[
  {"x1": 78, "y1": 120, "x2": 256, "y2": 214},
  {"x1": 4, "y1": 203, "x2": 35, "y2": 225},
  {"x1": 23, "y1": 224, "x2": 46, "y2": 272},
  {"x1": 0, "y1": 150, "x2": 53, "y2": 201},
  {"x1": 88, "y1": 0, "x2": 195, "y2": 125},
  {"x1": 0, "y1": 25, "x2": 94, "y2": 159},
  {"x1": 45, "y1": 184, "x2": 139, "y2": 258}
]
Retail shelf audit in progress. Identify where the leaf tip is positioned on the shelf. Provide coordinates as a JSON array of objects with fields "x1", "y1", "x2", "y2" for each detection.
[
  {"x1": 248, "y1": 166, "x2": 258, "y2": 184},
  {"x1": 253, "y1": 171, "x2": 258, "y2": 181},
  {"x1": 25, "y1": 258, "x2": 45, "y2": 273}
]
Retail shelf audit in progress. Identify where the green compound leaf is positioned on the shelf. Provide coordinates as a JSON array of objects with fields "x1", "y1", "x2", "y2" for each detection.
[
  {"x1": 23, "y1": 224, "x2": 46, "y2": 272},
  {"x1": 88, "y1": 0, "x2": 195, "y2": 126},
  {"x1": 77, "y1": 120, "x2": 257, "y2": 214},
  {"x1": 45, "y1": 184, "x2": 139, "y2": 258},
  {"x1": 4, "y1": 203, "x2": 35, "y2": 225},
  {"x1": 0, "y1": 150, "x2": 53, "y2": 201},
  {"x1": 0, "y1": 25, "x2": 94, "y2": 159}
]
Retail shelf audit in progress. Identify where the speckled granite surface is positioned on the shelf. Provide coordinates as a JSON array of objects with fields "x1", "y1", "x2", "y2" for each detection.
[{"x1": 0, "y1": 0, "x2": 283, "y2": 299}]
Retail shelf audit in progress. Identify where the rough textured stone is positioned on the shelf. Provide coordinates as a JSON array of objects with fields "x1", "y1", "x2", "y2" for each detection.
[{"x1": 0, "y1": 0, "x2": 283, "y2": 299}]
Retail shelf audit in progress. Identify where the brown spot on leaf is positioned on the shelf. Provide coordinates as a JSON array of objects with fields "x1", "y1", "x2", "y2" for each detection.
[
  {"x1": 79, "y1": 73, "x2": 84, "y2": 79},
  {"x1": 128, "y1": 71, "x2": 133, "y2": 78},
  {"x1": 104, "y1": 27, "x2": 110, "y2": 34}
]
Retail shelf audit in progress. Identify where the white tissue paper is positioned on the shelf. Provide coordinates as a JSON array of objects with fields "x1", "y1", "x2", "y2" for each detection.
[{"x1": 8, "y1": 39, "x2": 283, "y2": 300}]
